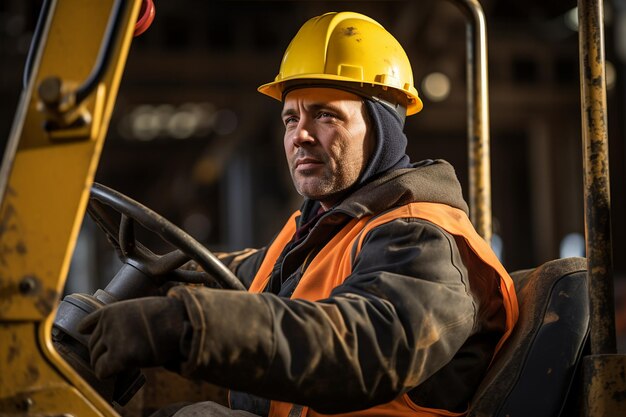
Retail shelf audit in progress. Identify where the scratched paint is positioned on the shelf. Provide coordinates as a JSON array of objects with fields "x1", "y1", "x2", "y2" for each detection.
[{"x1": 342, "y1": 26, "x2": 358, "y2": 36}]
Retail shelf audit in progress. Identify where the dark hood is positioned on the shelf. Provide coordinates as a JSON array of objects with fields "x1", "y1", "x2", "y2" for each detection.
[{"x1": 358, "y1": 99, "x2": 412, "y2": 185}]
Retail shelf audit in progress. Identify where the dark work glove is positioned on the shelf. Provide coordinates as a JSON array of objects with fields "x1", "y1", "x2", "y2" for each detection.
[{"x1": 78, "y1": 296, "x2": 188, "y2": 379}]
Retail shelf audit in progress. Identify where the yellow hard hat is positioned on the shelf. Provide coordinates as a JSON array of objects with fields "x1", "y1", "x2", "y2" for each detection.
[{"x1": 258, "y1": 11, "x2": 423, "y2": 116}]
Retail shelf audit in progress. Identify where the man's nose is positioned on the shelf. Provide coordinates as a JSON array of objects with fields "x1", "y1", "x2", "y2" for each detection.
[{"x1": 292, "y1": 120, "x2": 315, "y2": 147}]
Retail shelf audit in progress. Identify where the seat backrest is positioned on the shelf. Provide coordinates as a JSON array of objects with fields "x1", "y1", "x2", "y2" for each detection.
[{"x1": 468, "y1": 257, "x2": 589, "y2": 417}]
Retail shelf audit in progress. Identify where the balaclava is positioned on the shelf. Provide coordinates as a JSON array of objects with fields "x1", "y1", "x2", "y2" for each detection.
[{"x1": 358, "y1": 98, "x2": 412, "y2": 184}]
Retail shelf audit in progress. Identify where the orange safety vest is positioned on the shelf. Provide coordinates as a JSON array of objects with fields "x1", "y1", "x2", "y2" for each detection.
[{"x1": 248, "y1": 202, "x2": 519, "y2": 417}]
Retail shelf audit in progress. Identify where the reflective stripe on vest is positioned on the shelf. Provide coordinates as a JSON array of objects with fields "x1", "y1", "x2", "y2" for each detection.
[{"x1": 249, "y1": 202, "x2": 519, "y2": 417}]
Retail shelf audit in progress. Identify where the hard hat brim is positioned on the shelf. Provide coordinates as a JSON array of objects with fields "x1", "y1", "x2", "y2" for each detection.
[{"x1": 258, "y1": 74, "x2": 423, "y2": 115}]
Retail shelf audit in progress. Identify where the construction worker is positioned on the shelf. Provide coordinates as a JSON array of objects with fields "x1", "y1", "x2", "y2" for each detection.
[{"x1": 79, "y1": 12, "x2": 518, "y2": 417}]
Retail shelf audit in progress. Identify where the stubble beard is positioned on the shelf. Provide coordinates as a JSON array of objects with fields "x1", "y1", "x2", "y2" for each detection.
[{"x1": 291, "y1": 164, "x2": 356, "y2": 206}]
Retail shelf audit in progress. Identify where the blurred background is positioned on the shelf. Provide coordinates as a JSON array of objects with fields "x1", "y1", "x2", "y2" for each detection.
[{"x1": 1, "y1": 0, "x2": 625, "y2": 347}]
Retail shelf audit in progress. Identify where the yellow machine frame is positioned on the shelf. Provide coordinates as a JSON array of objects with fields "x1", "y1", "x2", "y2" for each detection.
[{"x1": 0, "y1": 0, "x2": 141, "y2": 415}]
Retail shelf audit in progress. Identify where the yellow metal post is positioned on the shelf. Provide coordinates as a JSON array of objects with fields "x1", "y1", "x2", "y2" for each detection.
[
  {"x1": 448, "y1": 0, "x2": 492, "y2": 243},
  {"x1": 578, "y1": 0, "x2": 616, "y2": 357},
  {"x1": 578, "y1": 0, "x2": 626, "y2": 415},
  {"x1": 0, "y1": 0, "x2": 141, "y2": 414}
]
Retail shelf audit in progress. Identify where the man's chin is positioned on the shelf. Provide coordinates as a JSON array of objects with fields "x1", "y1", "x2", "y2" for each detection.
[
  {"x1": 296, "y1": 185, "x2": 328, "y2": 200},
  {"x1": 297, "y1": 189, "x2": 327, "y2": 201},
  {"x1": 297, "y1": 187, "x2": 348, "y2": 208}
]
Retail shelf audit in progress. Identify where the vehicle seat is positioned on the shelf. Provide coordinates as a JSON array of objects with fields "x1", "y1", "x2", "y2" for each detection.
[{"x1": 468, "y1": 257, "x2": 589, "y2": 417}]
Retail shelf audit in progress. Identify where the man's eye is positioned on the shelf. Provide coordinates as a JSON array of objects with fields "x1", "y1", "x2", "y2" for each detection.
[
  {"x1": 317, "y1": 112, "x2": 335, "y2": 120},
  {"x1": 284, "y1": 116, "x2": 298, "y2": 126}
]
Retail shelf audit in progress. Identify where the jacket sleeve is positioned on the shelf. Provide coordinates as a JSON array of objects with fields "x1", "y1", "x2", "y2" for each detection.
[{"x1": 168, "y1": 219, "x2": 477, "y2": 413}]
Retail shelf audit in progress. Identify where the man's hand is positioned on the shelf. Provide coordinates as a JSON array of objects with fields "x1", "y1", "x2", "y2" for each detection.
[{"x1": 78, "y1": 296, "x2": 188, "y2": 379}]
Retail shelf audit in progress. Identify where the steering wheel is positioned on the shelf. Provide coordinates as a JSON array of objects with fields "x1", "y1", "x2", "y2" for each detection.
[
  {"x1": 53, "y1": 183, "x2": 244, "y2": 406},
  {"x1": 87, "y1": 182, "x2": 246, "y2": 295}
]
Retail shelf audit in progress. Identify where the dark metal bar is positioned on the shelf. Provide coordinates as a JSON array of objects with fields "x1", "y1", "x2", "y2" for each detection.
[
  {"x1": 22, "y1": 0, "x2": 53, "y2": 89},
  {"x1": 578, "y1": 0, "x2": 616, "y2": 355},
  {"x1": 448, "y1": 0, "x2": 492, "y2": 242},
  {"x1": 74, "y1": 0, "x2": 127, "y2": 104}
]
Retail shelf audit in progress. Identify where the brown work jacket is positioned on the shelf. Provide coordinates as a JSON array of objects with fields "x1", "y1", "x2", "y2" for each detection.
[
  {"x1": 247, "y1": 202, "x2": 517, "y2": 417},
  {"x1": 171, "y1": 160, "x2": 518, "y2": 416}
]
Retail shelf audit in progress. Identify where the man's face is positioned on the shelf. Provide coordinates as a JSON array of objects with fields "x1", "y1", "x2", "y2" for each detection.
[{"x1": 282, "y1": 88, "x2": 373, "y2": 210}]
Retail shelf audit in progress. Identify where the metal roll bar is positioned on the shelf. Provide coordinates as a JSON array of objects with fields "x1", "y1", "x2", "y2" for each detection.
[
  {"x1": 447, "y1": 0, "x2": 492, "y2": 243},
  {"x1": 578, "y1": 1, "x2": 625, "y2": 415},
  {"x1": 578, "y1": 0, "x2": 616, "y2": 357},
  {"x1": 447, "y1": 0, "x2": 623, "y2": 411}
]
